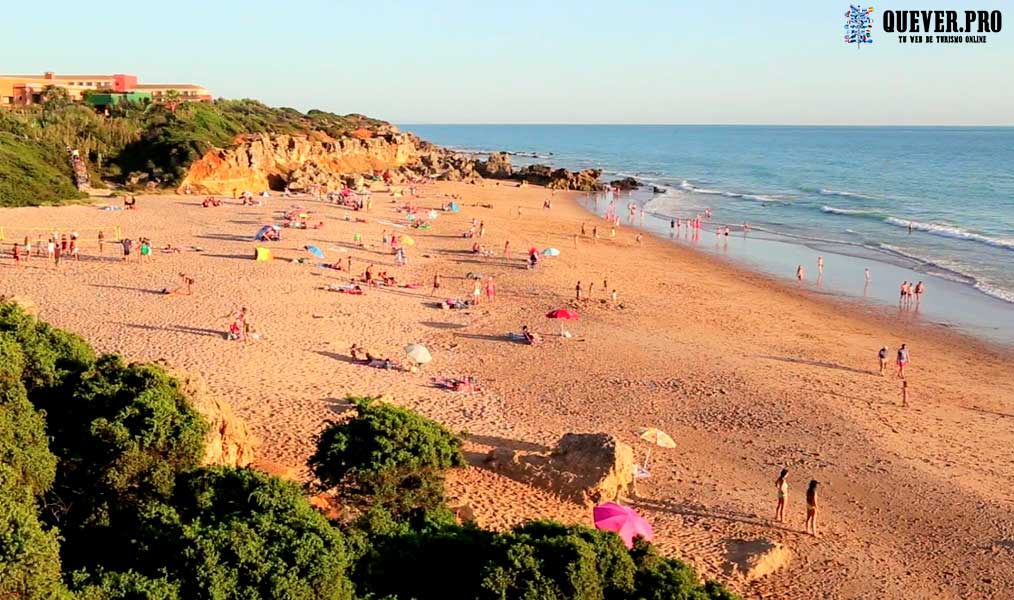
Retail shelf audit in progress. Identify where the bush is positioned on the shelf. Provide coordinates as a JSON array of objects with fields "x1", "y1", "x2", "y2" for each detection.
[
  {"x1": 0, "y1": 302, "x2": 95, "y2": 393},
  {"x1": 39, "y1": 355, "x2": 207, "y2": 571},
  {"x1": 71, "y1": 570, "x2": 180, "y2": 600},
  {"x1": 0, "y1": 334, "x2": 57, "y2": 495},
  {"x1": 308, "y1": 397, "x2": 464, "y2": 523},
  {"x1": 0, "y1": 466, "x2": 67, "y2": 600},
  {"x1": 132, "y1": 468, "x2": 354, "y2": 600}
]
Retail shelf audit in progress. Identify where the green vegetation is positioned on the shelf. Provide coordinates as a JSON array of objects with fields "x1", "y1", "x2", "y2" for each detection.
[
  {"x1": 0, "y1": 302, "x2": 739, "y2": 600},
  {"x1": 0, "y1": 94, "x2": 387, "y2": 207}
]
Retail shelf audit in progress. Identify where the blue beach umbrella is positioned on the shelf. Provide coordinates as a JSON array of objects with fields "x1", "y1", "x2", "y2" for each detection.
[
  {"x1": 541, "y1": 248, "x2": 561, "y2": 257},
  {"x1": 304, "y1": 245, "x2": 325, "y2": 259}
]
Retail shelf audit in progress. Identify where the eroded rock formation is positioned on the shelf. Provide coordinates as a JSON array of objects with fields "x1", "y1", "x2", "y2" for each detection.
[
  {"x1": 484, "y1": 432, "x2": 635, "y2": 505},
  {"x1": 166, "y1": 366, "x2": 258, "y2": 468},
  {"x1": 178, "y1": 129, "x2": 605, "y2": 194}
]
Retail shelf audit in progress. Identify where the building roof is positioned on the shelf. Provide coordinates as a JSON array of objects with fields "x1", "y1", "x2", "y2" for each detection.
[{"x1": 134, "y1": 83, "x2": 207, "y2": 90}]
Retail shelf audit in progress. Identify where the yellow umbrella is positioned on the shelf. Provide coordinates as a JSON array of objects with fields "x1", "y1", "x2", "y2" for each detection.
[
  {"x1": 399, "y1": 235, "x2": 416, "y2": 246},
  {"x1": 638, "y1": 427, "x2": 676, "y2": 449}
]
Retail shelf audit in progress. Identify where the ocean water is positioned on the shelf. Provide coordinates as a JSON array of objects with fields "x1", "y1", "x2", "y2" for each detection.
[{"x1": 403, "y1": 125, "x2": 1014, "y2": 343}]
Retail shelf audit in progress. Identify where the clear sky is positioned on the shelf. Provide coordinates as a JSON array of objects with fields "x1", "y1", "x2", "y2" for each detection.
[{"x1": 3, "y1": 0, "x2": 1012, "y2": 124}]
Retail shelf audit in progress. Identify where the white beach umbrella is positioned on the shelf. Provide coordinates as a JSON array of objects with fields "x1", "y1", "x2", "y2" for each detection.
[{"x1": 404, "y1": 344, "x2": 432, "y2": 365}]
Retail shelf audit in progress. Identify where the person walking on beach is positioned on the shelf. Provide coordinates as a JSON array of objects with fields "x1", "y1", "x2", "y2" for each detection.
[
  {"x1": 774, "y1": 468, "x2": 789, "y2": 523},
  {"x1": 576, "y1": 281, "x2": 583, "y2": 301},
  {"x1": 805, "y1": 480, "x2": 819, "y2": 537},
  {"x1": 121, "y1": 237, "x2": 133, "y2": 262},
  {"x1": 901, "y1": 380, "x2": 910, "y2": 407},
  {"x1": 878, "y1": 346, "x2": 889, "y2": 376},
  {"x1": 896, "y1": 343, "x2": 909, "y2": 378},
  {"x1": 98, "y1": 230, "x2": 105, "y2": 254},
  {"x1": 796, "y1": 264, "x2": 805, "y2": 282},
  {"x1": 592, "y1": 225, "x2": 598, "y2": 240}
]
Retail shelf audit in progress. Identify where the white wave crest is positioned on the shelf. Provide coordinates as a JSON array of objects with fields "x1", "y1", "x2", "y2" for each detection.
[{"x1": 884, "y1": 218, "x2": 1014, "y2": 251}]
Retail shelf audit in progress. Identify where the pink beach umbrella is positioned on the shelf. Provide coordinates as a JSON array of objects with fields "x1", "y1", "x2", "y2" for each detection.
[{"x1": 593, "y1": 502, "x2": 653, "y2": 548}]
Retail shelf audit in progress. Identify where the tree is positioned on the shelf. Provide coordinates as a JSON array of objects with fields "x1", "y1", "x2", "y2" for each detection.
[
  {"x1": 308, "y1": 397, "x2": 464, "y2": 524},
  {"x1": 161, "y1": 89, "x2": 183, "y2": 114},
  {"x1": 28, "y1": 354, "x2": 207, "y2": 572},
  {"x1": 131, "y1": 468, "x2": 354, "y2": 600},
  {"x1": 0, "y1": 467, "x2": 68, "y2": 600}
]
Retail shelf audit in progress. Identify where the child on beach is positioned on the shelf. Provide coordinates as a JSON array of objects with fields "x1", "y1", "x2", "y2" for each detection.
[
  {"x1": 575, "y1": 281, "x2": 583, "y2": 300},
  {"x1": 896, "y1": 344, "x2": 909, "y2": 378},
  {"x1": 805, "y1": 480, "x2": 819, "y2": 537},
  {"x1": 775, "y1": 468, "x2": 789, "y2": 523},
  {"x1": 901, "y1": 380, "x2": 910, "y2": 407}
]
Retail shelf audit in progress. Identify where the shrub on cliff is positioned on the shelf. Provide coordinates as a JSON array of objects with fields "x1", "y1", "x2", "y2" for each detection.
[
  {"x1": 308, "y1": 397, "x2": 464, "y2": 524},
  {"x1": 0, "y1": 302, "x2": 95, "y2": 393},
  {"x1": 0, "y1": 335, "x2": 57, "y2": 495},
  {"x1": 129, "y1": 468, "x2": 354, "y2": 600},
  {"x1": 39, "y1": 355, "x2": 208, "y2": 571},
  {"x1": 0, "y1": 467, "x2": 68, "y2": 600}
]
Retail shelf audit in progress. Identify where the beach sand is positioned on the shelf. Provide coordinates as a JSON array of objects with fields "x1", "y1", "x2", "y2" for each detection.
[{"x1": 2, "y1": 182, "x2": 1012, "y2": 598}]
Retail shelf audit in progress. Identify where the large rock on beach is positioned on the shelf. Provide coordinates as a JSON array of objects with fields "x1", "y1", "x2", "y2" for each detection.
[
  {"x1": 484, "y1": 432, "x2": 635, "y2": 505},
  {"x1": 168, "y1": 366, "x2": 258, "y2": 468},
  {"x1": 723, "y1": 538, "x2": 792, "y2": 581},
  {"x1": 478, "y1": 151, "x2": 513, "y2": 178},
  {"x1": 609, "y1": 177, "x2": 640, "y2": 190}
]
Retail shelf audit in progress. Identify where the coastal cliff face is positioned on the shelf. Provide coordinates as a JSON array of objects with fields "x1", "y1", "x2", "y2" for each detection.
[
  {"x1": 178, "y1": 134, "x2": 606, "y2": 194},
  {"x1": 178, "y1": 131, "x2": 421, "y2": 194}
]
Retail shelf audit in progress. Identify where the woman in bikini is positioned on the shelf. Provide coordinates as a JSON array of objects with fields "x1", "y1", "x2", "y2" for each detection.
[
  {"x1": 805, "y1": 480, "x2": 819, "y2": 537},
  {"x1": 775, "y1": 468, "x2": 789, "y2": 523}
]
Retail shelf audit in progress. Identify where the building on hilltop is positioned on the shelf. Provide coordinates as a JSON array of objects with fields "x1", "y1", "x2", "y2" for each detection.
[{"x1": 0, "y1": 71, "x2": 212, "y2": 107}]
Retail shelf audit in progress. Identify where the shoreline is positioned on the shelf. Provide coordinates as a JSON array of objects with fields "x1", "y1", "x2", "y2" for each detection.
[
  {"x1": 576, "y1": 190, "x2": 1014, "y2": 350},
  {"x1": 2, "y1": 181, "x2": 1013, "y2": 598}
]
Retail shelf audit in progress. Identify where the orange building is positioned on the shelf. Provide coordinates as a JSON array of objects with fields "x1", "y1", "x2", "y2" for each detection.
[{"x1": 0, "y1": 71, "x2": 211, "y2": 106}]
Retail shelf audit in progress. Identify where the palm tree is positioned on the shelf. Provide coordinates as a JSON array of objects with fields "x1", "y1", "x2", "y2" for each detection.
[{"x1": 162, "y1": 89, "x2": 183, "y2": 114}]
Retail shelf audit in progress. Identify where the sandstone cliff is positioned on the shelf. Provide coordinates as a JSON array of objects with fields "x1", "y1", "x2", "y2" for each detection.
[{"x1": 178, "y1": 130, "x2": 605, "y2": 194}]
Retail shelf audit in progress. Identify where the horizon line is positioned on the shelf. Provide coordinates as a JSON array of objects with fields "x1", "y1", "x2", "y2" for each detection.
[{"x1": 395, "y1": 122, "x2": 1014, "y2": 127}]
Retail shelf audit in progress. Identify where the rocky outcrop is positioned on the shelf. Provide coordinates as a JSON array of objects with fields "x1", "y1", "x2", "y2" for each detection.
[
  {"x1": 178, "y1": 131, "x2": 420, "y2": 194},
  {"x1": 609, "y1": 177, "x2": 640, "y2": 191},
  {"x1": 178, "y1": 128, "x2": 604, "y2": 194},
  {"x1": 512, "y1": 164, "x2": 605, "y2": 192},
  {"x1": 477, "y1": 152, "x2": 513, "y2": 179},
  {"x1": 167, "y1": 366, "x2": 258, "y2": 468},
  {"x1": 484, "y1": 433, "x2": 634, "y2": 505}
]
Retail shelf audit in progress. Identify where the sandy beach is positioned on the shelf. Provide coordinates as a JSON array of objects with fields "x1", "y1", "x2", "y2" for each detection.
[{"x1": 2, "y1": 181, "x2": 1012, "y2": 598}]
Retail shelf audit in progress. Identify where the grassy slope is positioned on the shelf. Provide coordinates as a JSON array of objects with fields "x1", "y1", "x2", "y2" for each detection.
[
  {"x1": 0, "y1": 133, "x2": 86, "y2": 206},
  {"x1": 0, "y1": 100, "x2": 389, "y2": 208}
]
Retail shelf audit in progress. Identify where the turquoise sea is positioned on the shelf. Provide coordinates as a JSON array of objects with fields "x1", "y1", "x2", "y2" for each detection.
[{"x1": 403, "y1": 125, "x2": 1014, "y2": 344}]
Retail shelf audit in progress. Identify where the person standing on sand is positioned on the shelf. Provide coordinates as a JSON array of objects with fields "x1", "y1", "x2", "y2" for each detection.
[
  {"x1": 796, "y1": 265, "x2": 805, "y2": 282},
  {"x1": 121, "y1": 238, "x2": 133, "y2": 262},
  {"x1": 576, "y1": 281, "x2": 583, "y2": 300},
  {"x1": 12, "y1": 243, "x2": 22, "y2": 266},
  {"x1": 774, "y1": 468, "x2": 789, "y2": 523},
  {"x1": 805, "y1": 480, "x2": 819, "y2": 536},
  {"x1": 896, "y1": 344, "x2": 909, "y2": 378},
  {"x1": 582, "y1": 222, "x2": 587, "y2": 236},
  {"x1": 485, "y1": 276, "x2": 496, "y2": 303},
  {"x1": 347, "y1": 255, "x2": 352, "y2": 273},
  {"x1": 504, "y1": 240, "x2": 511, "y2": 262},
  {"x1": 471, "y1": 278, "x2": 481, "y2": 305},
  {"x1": 23, "y1": 236, "x2": 31, "y2": 261},
  {"x1": 878, "y1": 346, "x2": 889, "y2": 376},
  {"x1": 46, "y1": 238, "x2": 56, "y2": 263},
  {"x1": 98, "y1": 230, "x2": 105, "y2": 254},
  {"x1": 611, "y1": 289, "x2": 618, "y2": 302},
  {"x1": 901, "y1": 380, "x2": 910, "y2": 407},
  {"x1": 588, "y1": 282, "x2": 595, "y2": 299},
  {"x1": 431, "y1": 273, "x2": 442, "y2": 296},
  {"x1": 914, "y1": 281, "x2": 924, "y2": 304},
  {"x1": 592, "y1": 225, "x2": 598, "y2": 239}
]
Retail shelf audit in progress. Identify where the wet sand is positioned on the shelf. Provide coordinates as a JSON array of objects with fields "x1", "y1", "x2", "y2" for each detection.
[{"x1": 2, "y1": 181, "x2": 1012, "y2": 598}]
